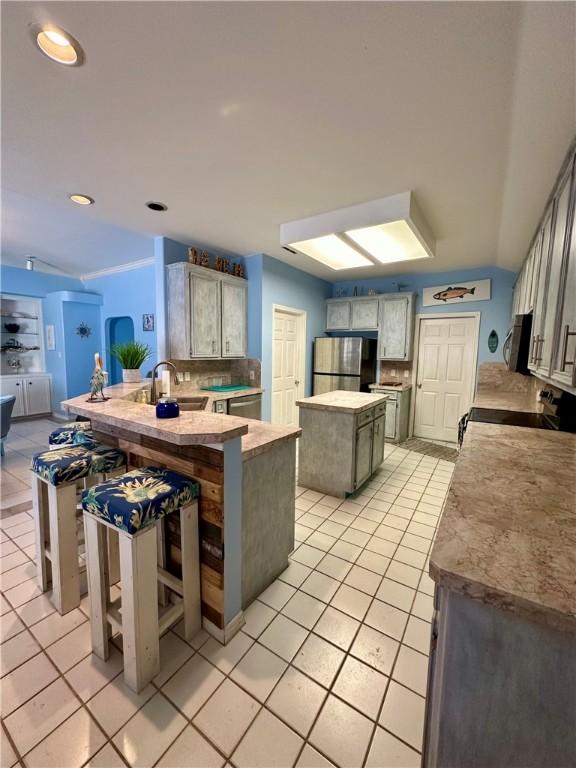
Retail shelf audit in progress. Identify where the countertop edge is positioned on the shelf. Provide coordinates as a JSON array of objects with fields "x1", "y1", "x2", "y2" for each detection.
[{"x1": 429, "y1": 559, "x2": 576, "y2": 635}]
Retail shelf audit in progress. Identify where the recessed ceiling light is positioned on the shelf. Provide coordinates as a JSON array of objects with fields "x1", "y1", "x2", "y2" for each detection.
[
  {"x1": 280, "y1": 192, "x2": 435, "y2": 270},
  {"x1": 32, "y1": 24, "x2": 84, "y2": 66},
  {"x1": 146, "y1": 201, "x2": 168, "y2": 212},
  {"x1": 69, "y1": 194, "x2": 94, "y2": 206}
]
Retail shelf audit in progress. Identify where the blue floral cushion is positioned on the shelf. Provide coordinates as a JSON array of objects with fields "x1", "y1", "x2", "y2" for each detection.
[
  {"x1": 82, "y1": 467, "x2": 200, "y2": 535},
  {"x1": 32, "y1": 444, "x2": 126, "y2": 486},
  {"x1": 49, "y1": 421, "x2": 93, "y2": 446}
]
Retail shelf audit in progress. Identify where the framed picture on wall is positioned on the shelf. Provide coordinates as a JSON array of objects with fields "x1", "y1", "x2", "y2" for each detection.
[{"x1": 142, "y1": 314, "x2": 155, "y2": 332}]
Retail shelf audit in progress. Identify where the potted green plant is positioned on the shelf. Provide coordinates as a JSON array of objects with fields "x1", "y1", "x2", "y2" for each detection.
[{"x1": 110, "y1": 341, "x2": 151, "y2": 383}]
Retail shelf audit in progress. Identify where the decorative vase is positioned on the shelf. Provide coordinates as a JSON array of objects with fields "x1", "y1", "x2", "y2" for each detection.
[{"x1": 122, "y1": 368, "x2": 141, "y2": 383}]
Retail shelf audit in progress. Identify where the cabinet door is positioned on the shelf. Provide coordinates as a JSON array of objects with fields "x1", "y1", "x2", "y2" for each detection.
[
  {"x1": 553, "y1": 175, "x2": 576, "y2": 388},
  {"x1": 380, "y1": 297, "x2": 409, "y2": 359},
  {"x1": 221, "y1": 281, "x2": 247, "y2": 357},
  {"x1": 24, "y1": 377, "x2": 51, "y2": 415},
  {"x1": 371, "y1": 415, "x2": 385, "y2": 469},
  {"x1": 351, "y1": 299, "x2": 379, "y2": 330},
  {"x1": 384, "y1": 400, "x2": 397, "y2": 439},
  {"x1": 529, "y1": 210, "x2": 553, "y2": 372},
  {"x1": 536, "y1": 166, "x2": 572, "y2": 377},
  {"x1": 326, "y1": 301, "x2": 351, "y2": 331},
  {"x1": 190, "y1": 273, "x2": 221, "y2": 358},
  {"x1": 354, "y1": 422, "x2": 373, "y2": 488},
  {"x1": 0, "y1": 378, "x2": 26, "y2": 417}
]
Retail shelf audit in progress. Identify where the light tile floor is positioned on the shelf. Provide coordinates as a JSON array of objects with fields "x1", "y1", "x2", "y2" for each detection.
[{"x1": 1, "y1": 418, "x2": 454, "y2": 768}]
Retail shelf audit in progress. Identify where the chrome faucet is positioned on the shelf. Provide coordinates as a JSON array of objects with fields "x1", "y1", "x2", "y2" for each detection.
[{"x1": 150, "y1": 361, "x2": 180, "y2": 405}]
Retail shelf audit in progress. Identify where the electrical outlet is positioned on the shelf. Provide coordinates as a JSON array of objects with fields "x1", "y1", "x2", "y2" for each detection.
[
  {"x1": 249, "y1": 370, "x2": 255, "y2": 381},
  {"x1": 404, "y1": 369, "x2": 410, "y2": 378},
  {"x1": 390, "y1": 368, "x2": 396, "y2": 377}
]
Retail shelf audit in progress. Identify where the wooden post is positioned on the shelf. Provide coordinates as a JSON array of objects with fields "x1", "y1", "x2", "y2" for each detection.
[
  {"x1": 48, "y1": 483, "x2": 80, "y2": 614},
  {"x1": 180, "y1": 500, "x2": 202, "y2": 640},
  {"x1": 84, "y1": 514, "x2": 110, "y2": 660},
  {"x1": 31, "y1": 473, "x2": 51, "y2": 591},
  {"x1": 119, "y1": 527, "x2": 160, "y2": 693}
]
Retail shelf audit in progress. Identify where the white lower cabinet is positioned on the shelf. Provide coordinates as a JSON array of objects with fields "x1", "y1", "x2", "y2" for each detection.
[
  {"x1": 354, "y1": 422, "x2": 374, "y2": 488},
  {"x1": 0, "y1": 375, "x2": 52, "y2": 416},
  {"x1": 372, "y1": 387, "x2": 411, "y2": 443}
]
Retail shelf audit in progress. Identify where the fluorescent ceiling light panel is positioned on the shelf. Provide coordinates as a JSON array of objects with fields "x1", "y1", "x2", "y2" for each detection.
[
  {"x1": 347, "y1": 219, "x2": 431, "y2": 264},
  {"x1": 291, "y1": 235, "x2": 372, "y2": 270},
  {"x1": 280, "y1": 192, "x2": 435, "y2": 270}
]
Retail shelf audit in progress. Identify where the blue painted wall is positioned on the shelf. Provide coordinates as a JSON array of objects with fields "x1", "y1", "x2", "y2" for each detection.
[
  {"x1": 247, "y1": 254, "x2": 332, "y2": 420},
  {"x1": 84, "y1": 264, "x2": 158, "y2": 375},
  {"x1": 41, "y1": 291, "x2": 103, "y2": 413},
  {"x1": 62, "y1": 301, "x2": 102, "y2": 398},
  {"x1": 331, "y1": 266, "x2": 516, "y2": 366},
  {"x1": 0, "y1": 265, "x2": 84, "y2": 296}
]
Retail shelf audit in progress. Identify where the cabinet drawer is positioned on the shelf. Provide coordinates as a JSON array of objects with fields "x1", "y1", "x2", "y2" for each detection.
[
  {"x1": 357, "y1": 407, "x2": 375, "y2": 427},
  {"x1": 375, "y1": 401, "x2": 387, "y2": 417}
]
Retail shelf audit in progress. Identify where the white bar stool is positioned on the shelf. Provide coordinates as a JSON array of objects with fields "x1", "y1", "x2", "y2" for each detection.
[
  {"x1": 82, "y1": 466, "x2": 201, "y2": 693},
  {"x1": 31, "y1": 442, "x2": 126, "y2": 615}
]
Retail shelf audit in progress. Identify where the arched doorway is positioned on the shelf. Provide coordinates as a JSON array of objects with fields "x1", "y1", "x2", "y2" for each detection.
[{"x1": 105, "y1": 316, "x2": 134, "y2": 385}]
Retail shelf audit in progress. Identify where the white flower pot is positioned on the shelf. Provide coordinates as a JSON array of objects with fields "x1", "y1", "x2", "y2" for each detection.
[{"x1": 122, "y1": 368, "x2": 141, "y2": 383}]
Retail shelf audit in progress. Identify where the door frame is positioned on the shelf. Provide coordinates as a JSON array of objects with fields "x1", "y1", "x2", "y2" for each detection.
[
  {"x1": 409, "y1": 312, "x2": 481, "y2": 440},
  {"x1": 271, "y1": 304, "x2": 307, "y2": 425}
]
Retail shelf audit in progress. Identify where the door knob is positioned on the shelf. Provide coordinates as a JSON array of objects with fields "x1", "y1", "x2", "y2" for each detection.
[
  {"x1": 417, "y1": 383, "x2": 422, "y2": 389},
  {"x1": 295, "y1": 380, "x2": 300, "y2": 386}
]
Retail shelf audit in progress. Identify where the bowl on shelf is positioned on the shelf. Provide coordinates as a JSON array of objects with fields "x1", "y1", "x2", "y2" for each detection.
[{"x1": 4, "y1": 323, "x2": 20, "y2": 333}]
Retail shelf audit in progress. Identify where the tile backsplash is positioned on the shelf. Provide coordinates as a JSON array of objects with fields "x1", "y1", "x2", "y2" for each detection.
[
  {"x1": 169, "y1": 358, "x2": 261, "y2": 389},
  {"x1": 378, "y1": 361, "x2": 412, "y2": 383}
]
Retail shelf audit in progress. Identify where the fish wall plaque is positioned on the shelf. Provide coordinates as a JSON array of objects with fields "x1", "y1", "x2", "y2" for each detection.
[{"x1": 422, "y1": 279, "x2": 491, "y2": 307}]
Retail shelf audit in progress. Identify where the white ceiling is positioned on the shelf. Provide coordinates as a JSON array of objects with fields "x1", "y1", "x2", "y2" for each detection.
[{"x1": 1, "y1": 1, "x2": 574, "y2": 281}]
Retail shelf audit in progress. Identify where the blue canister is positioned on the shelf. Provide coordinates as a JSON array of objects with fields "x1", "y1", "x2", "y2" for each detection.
[{"x1": 156, "y1": 397, "x2": 180, "y2": 419}]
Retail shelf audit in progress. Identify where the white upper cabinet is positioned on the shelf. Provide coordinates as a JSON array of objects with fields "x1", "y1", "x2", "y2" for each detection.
[
  {"x1": 519, "y1": 142, "x2": 576, "y2": 394},
  {"x1": 535, "y1": 163, "x2": 572, "y2": 379},
  {"x1": 221, "y1": 279, "x2": 247, "y2": 357},
  {"x1": 351, "y1": 298, "x2": 379, "y2": 330},
  {"x1": 190, "y1": 272, "x2": 221, "y2": 358},
  {"x1": 529, "y1": 206, "x2": 554, "y2": 373},
  {"x1": 379, "y1": 294, "x2": 415, "y2": 360},
  {"x1": 552, "y1": 161, "x2": 576, "y2": 390},
  {"x1": 166, "y1": 263, "x2": 247, "y2": 359},
  {"x1": 326, "y1": 300, "x2": 351, "y2": 330}
]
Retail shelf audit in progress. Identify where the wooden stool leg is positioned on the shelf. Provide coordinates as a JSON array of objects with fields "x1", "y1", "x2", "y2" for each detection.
[
  {"x1": 84, "y1": 515, "x2": 110, "y2": 660},
  {"x1": 119, "y1": 527, "x2": 160, "y2": 693},
  {"x1": 48, "y1": 483, "x2": 80, "y2": 614},
  {"x1": 31, "y1": 473, "x2": 51, "y2": 591},
  {"x1": 180, "y1": 500, "x2": 202, "y2": 641},
  {"x1": 156, "y1": 519, "x2": 168, "y2": 608},
  {"x1": 107, "y1": 529, "x2": 120, "y2": 585}
]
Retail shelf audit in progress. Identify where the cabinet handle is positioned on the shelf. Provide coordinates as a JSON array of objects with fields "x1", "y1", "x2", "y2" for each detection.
[
  {"x1": 530, "y1": 336, "x2": 536, "y2": 363},
  {"x1": 212, "y1": 340, "x2": 216, "y2": 353},
  {"x1": 16, "y1": 382, "x2": 20, "y2": 386},
  {"x1": 226, "y1": 340, "x2": 230, "y2": 353},
  {"x1": 560, "y1": 324, "x2": 576, "y2": 372}
]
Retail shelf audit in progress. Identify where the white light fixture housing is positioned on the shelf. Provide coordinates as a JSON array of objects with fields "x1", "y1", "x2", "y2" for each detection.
[
  {"x1": 280, "y1": 192, "x2": 435, "y2": 271},
  {"x1": 30, "y1": 24, "x2": 84, "y2": 66}
]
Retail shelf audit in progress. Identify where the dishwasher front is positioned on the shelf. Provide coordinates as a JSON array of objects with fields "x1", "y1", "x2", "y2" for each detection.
[{"x1": 227, "y1": 394, "x2": 262, "y2": 420}]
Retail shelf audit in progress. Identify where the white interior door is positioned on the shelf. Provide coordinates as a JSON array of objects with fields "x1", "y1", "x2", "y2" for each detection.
[
  {"x1": 272, "y1": 308, "x2": 305, "y2": 426},
  {"x1": 413, "y1": 316, "x2": 477, "y2": 443}
]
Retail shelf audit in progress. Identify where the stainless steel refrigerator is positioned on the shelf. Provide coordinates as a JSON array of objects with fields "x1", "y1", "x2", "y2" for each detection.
[{"x1": 313, "y1": 337, "x2": 377, "y2": 395}]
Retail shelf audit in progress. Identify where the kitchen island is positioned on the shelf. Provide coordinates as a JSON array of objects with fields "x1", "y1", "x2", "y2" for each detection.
[
  {"x1": 62, "y1": 383, "x2": 300, "y2": 641},
  {"x1": 424, "y1": 419, "x2": 576, "y2": 768},
  {"x1": 297, "y1": 390, "x2": 388, "y2": 497}
]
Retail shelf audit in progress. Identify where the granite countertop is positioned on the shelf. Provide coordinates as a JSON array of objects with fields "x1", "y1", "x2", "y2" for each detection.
[
  {"x1": 369, "y1": 382, "x2": 412, "y2": 392},
  {"x1": 241, "y1": 421, "x2": 301, "y2": 461},
  {"x1": 473, "y1": 390, "x2": 542, "y2": 413},
  {"x1": 62, "y1": 383, "x2": 298, "y2": 455},
  {"x1": 296, "y1": 390, "x2": 388, "y2": 413},
  {"x1": 430, "y1": 421, "x2": 576, "y2": 634}
]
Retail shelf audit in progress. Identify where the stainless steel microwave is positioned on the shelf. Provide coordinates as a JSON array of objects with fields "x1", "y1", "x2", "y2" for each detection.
[{"x1": 503, "y1": 314, "x2": 532, "y2": 374}]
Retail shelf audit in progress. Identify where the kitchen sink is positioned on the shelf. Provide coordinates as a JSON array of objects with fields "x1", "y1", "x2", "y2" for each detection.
[{"x1": 125, "y1": 388, "x2": 209, "y2": 411}]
